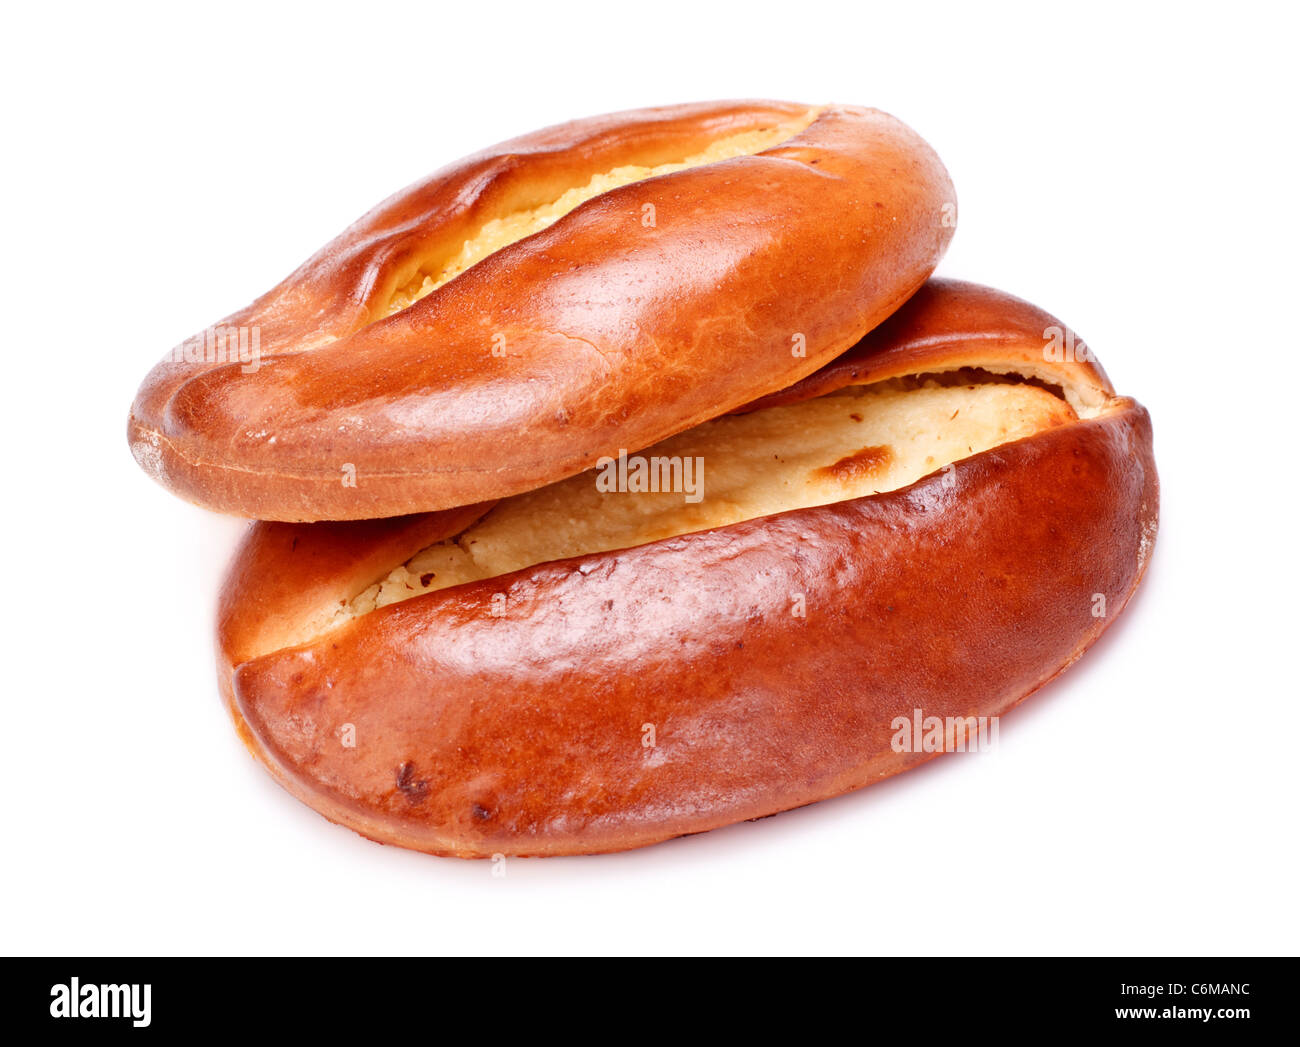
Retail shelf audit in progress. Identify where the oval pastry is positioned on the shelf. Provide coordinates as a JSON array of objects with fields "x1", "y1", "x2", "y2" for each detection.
[
  {"x1": 129, "y1": 100, "x2": 956, "y2": 521},
  {"x1": 215, "y1": 281, "x2": 1159, "y2": 857}
]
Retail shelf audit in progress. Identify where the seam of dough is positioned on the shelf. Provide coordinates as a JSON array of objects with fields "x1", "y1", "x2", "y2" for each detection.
[
  {"x1": 380, "y1": 112, "x2": 820, "y2": 317},
  {"x1": 321, "y1": 375, "x2": 1083, "y2": 636}
]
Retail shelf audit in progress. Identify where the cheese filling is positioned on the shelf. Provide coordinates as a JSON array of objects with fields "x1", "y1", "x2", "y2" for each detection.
[
  {"x1": 334, "y1": 376, "x2": 1077, "y2": 625},
  {"x1": 383, "y1": 113, "x2": 818, "y2": 316}
]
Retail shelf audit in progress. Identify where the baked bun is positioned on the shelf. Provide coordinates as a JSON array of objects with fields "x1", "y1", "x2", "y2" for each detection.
[
  {"x1": 216, "y1": 280, "x2": 1158, "y2": 858},
  {"x1": 129, "y1": 101, "x2": 955, "y2": 521}
]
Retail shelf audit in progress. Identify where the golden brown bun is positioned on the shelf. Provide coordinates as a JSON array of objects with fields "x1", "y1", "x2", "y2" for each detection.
[
  {"x1": 130, "y1": 101, "x2": 955, "y2": 521},
  {"x1": 215, "y1": 280, "x2": 1158, "y2": 857},
  {"x1": 738, "y1": 277, "x2": 1113, "y2": 413}
]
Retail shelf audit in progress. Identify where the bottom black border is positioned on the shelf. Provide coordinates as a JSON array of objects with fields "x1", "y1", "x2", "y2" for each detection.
[{"x1": 3, "y1": 956, "x2": 1288, "y2": 1037}]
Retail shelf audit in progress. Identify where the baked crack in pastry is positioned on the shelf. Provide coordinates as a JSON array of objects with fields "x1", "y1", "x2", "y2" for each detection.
[
  {"x1": 129, "y1": 101, "x2": 956, "y2": 521},
  {"x1": 216, "y1": 280, "x2": 1158, "y2": 857}
]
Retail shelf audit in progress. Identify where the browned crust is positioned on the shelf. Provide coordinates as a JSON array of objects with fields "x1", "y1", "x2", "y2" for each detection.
[
  {"x1": 217, "y1": 503, "x2": 494, "y2": 669},
  {"x1": 130, "y1": 101, "x2": 955, "y2": 521},
  {"x1": 215, "y1": 283, "x2": 1159, "y2": 858},
  {"x1": 737, "y1": 277, "x2": 1113, "y2": 411}
]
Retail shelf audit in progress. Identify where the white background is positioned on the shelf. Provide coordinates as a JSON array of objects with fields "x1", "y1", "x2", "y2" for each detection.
[{"x1": 3, "y1": 1, "x2": 1295, "y2": 956}]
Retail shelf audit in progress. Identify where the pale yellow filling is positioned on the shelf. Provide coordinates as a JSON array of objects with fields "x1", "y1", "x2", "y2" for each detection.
[
  {"x1": 335, "y1": 379, "x2": 1075, "y2": 624},
  {"x1": 383, "y1": 115, "x2": 816, "y2": 316}
]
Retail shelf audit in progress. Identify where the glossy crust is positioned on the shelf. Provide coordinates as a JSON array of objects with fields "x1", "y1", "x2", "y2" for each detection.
[
  {"x1": 738, "y1": 278, "x2": 1113, "y2": 412},
  {"x1": 215, "y1": 282, "x2": 1158, "y2": 857},
  {"x1": 130, "y1": 100, "x2": 955, "y2": 521}
]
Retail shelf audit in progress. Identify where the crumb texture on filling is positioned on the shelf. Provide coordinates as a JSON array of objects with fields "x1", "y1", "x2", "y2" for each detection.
[
  {"x1": 334, "y1": 380, "x2": 1076, "y2": 626},
  {"x1": 383, "y1": 114, "x2": 816, "y2": 316}
]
